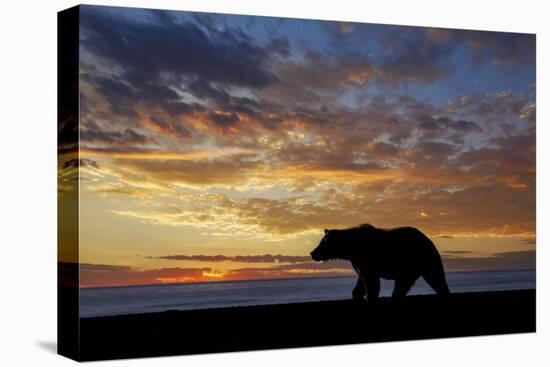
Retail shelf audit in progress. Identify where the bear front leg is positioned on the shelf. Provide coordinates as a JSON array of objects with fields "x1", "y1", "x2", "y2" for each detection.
[
  {"x1": 352, "y1": 276, "x2": 366, "y2": 300},
  {"x1": 392, "y1": 277, "x2": 416, "y2": 298},
  {"x1": 365, "y1": 274, "x2": 380, "y2": 302}
]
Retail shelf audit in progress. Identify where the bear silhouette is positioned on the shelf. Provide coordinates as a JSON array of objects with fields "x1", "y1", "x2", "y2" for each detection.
[{"x1": 310, "y1": 224, "x2": 450, "y2": 301}]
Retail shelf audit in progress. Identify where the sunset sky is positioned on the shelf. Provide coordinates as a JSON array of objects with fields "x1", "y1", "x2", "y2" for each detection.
[{"x1": 59, "y1": 5, "x2": 536, "y2": 287}]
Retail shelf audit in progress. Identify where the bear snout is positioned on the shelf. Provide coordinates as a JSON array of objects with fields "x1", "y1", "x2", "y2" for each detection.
[
  {"x1": 310, "y1": 251, "x2": 319, "y2": 261},
  {"x1": 311, "y1": 250, "x2": 324, "y2": 262}
]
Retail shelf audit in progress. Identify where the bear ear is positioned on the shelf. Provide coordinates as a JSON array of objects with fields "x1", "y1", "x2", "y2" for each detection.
[{"x1": 324, "y1": 229, "x2": 329, "y2": 234}]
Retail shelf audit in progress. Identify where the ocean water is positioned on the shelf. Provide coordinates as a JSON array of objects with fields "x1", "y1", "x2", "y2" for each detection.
[{"x1": 79, "y1": 269, "x2": 535, "y2": 318}]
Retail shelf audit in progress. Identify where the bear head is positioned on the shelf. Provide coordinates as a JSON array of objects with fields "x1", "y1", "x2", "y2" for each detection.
[
  {"x1": 310, "y1": 228, "x2": 351, "y2": 261},
  {"x1": 311, "y1": 224, "x2": 376, "y2": 262}
]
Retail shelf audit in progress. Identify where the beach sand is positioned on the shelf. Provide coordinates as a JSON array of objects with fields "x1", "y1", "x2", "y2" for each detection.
[{"x1": 70, "y1": 289, "x2": 534, "y2": 361}]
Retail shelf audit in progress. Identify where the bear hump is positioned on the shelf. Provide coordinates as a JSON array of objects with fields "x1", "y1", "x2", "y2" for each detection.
[{"x1": 359, "y1": 223, "x2": 375, "y2": 229}]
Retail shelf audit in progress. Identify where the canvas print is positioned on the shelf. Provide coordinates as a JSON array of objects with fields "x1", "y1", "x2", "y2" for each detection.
[{"x1": 58, "y1": 4, "x2": 536, "y2": 361}]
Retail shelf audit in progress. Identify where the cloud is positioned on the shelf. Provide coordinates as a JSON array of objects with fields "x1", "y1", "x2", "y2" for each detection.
[
  {"x1": 78, "y1": 6, "x2": 535, "y2": 151},
  {"x1": 442, "y1": 250, "x2": 535, "y2": 272},
  {"x1": 154, "y1": 254, "x2": 312, "y2": 263},
  {"x1": 413, "y1": 141, "x2": 457, "y2": 158},
  {"x1": 76, "y1": 6, "x2": 535, "y2": 269},
  {"x1": 442, "y1": 250, "x2": 473, "y2": 255},
  {"x1": 78, "y1": 6, "x2": 291, "y2": 143},
  {"x1": 455, "y1": 132, "x2": 535, "y2": 190},
  {"x1": 144, "y1": 114, "x2": 195, "y2": 139},
  {"x1": 79, "y1": 262, "x2": 214, "y2": 287},
  {"x1": 86, "y1": 182, "x2": 154, "y2": 199},
  {"x1": 81, "y1": 7, "x2": 277, "y2": 89},
  {"x1": 449, "y1": 90, "x2": 536, "y2": 124},
  {"x1": 61, "y1": 158, "x2": 99, "y2": 170},
  {"x1": 223, "y1": 263, "x2": 353, "y2": 280},
  {"x1": 425, "y1": 28, "x2": 535, "y2": 69},
  {"x1": 265, "y1": 39, "x2": 452, "y2": 106},
  {"x1": 102, "y1": 138, "x2": 535, "y2": 237},
  {"x1": 107, "y1": 167, "x2": 534, "y2": 238},
  {"x1": 113, "y1": 154, "x2": 261, "y2": 186},
  {"x1": 78, "y1": 5, "x2": 535, "y2": 160},
  {"x1": 320, "y1": 23, "x2": 459, "y2": 85},
  {"x1": 89, "y1": 96, "x2": 534, "y2": 238},
  {"x1": 374, "y1": 26, "x2": 456, "y2": 83},
  {"x1": 82, "y1": 146, "x2": 253, "y2": 161},
  {"x1": 81, "y1": 121, "x2": 156, "y2": 146},
  {"x1": 417, "y1": 115, "x2": 483, "y2": 135}
]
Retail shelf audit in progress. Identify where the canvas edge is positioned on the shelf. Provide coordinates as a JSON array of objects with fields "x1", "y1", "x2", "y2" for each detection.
[{"x1": 57, "y1": 4, "x2": 81, "y2": 362}]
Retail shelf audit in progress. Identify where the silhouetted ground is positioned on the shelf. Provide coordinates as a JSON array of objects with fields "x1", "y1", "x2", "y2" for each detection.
[{"x1": 77, "y1": 289, "x2": 535, "y2": 361}]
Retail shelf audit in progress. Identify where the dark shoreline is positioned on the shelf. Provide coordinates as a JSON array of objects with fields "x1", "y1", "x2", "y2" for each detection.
[{"x1": 75, "y1": 289, "x2": 535, "y2": 361}]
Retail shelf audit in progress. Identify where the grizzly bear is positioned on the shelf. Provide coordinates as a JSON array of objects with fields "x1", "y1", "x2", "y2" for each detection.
[{"x1": 310, "y1": 224, "x2": 450, "y2": 301}]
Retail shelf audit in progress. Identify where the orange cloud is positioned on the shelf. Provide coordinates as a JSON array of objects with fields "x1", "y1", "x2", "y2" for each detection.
[{"x1": 81, "y1": 147, "x2": 254, "y2": 161}]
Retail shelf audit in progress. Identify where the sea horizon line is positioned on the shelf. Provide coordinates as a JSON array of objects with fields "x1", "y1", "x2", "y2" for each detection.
[{"x1": 78, "y1": 267, "x2": 536, "y2": 291}]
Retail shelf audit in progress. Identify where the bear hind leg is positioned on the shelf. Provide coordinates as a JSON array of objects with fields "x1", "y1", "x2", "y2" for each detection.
[
  {"x1": 352, "y1": 277, "x2": 366, "y2": 300},
  {"x1": 423, "y1": 271, "x2": 450, "y2": 295}
]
